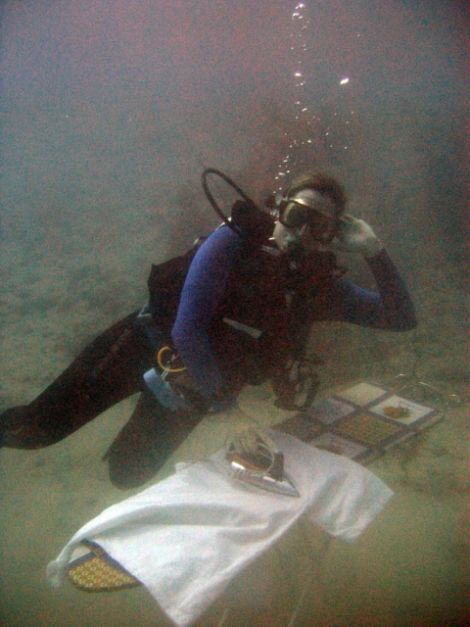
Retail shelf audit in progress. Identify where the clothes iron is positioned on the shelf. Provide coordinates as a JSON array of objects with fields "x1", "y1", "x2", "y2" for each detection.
[{"x1": 225, "y1": 440, "x2": 300, "y2": 498}]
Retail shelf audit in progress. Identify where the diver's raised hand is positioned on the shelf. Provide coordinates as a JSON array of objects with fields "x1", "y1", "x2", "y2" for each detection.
[{"x1": 332, "y1": 215, "x2": 384, "y2": 258}]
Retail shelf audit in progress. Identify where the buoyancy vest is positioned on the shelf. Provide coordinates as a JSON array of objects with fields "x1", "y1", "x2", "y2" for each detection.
[
  {"x1": 146, "y1": 235, "x2": 344, "y2": 391},
  {"x1": 207, "y1": 243, "x2": 292, "y2": 389}
]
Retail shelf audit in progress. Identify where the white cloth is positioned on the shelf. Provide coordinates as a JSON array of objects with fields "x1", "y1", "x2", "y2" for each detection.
[{"x1": 47, "y1": 433, "x2": 393, "y2": 626}]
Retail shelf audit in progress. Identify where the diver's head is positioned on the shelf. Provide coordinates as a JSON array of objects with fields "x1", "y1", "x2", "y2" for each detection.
[{"x1": 272, "y1": 173, "x2": 346, "y2": 254}]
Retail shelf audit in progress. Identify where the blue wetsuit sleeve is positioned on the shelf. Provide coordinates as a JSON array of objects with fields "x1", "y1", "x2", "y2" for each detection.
[
  {"x1": 331, "y1": 249, "x2": 417, "y2": 330},
  {"x1": 171, "y1": 226, "x2": 243, "y2": 401}
]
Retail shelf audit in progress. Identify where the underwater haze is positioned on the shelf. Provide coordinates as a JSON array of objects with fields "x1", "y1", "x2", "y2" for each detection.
[{"x1": 1, "y1": 1, "x2": 468, "y2": 626}]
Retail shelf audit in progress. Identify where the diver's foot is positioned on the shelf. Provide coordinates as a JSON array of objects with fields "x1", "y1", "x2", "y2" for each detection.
[
  {"x1": 0, "y1": 405, "x2": 60, "y2": 449},
  {"x1": 0, "y1": 406, "x2": 34, "y2": 448}
]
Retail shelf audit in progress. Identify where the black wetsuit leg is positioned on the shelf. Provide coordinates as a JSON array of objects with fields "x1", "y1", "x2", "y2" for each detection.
[
  {"x1": 1, "y1": 310, "x2": 154, "y2": 448},
  {"x1": 104, "y1": 388, "x2": 205, "y2": 489}
]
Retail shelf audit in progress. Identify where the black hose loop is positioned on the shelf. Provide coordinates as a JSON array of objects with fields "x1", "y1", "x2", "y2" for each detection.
[{"x1": 201, "y1": 168, "x2": 259, "y2": 235}]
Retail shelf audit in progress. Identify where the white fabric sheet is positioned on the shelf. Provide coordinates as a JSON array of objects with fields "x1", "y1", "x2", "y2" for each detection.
[{"x1": 47, "y1": 432, "x2": 393, "y2": 626}]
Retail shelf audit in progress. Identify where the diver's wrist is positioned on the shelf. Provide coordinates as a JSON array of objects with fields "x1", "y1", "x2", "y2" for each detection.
[{"x1": 362, "y1": 237, "x2": 384, "y2": 259}]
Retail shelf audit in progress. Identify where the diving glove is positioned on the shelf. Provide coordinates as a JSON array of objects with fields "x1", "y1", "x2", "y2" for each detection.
[{"x1": 333, "y1": 215, "x2": 383, "y2": 258}]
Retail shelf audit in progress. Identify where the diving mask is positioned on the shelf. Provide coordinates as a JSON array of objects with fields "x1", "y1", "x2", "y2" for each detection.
[{"x1": 278, "y1": 189, "x2": 340, "y2": 243}]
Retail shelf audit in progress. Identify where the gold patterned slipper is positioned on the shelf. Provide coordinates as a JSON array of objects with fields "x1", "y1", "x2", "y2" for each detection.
[{"x1": 67, "y1": 540, "x2": 140, "y2": 592}]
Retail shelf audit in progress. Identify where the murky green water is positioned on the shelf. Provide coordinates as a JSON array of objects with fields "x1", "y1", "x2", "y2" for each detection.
[{"x1": 1, "y1": 1, "x2": 468, "y2": 625}]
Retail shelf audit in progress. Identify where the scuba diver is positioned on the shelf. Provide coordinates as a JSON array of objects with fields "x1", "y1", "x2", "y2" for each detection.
[{"x1": 0, "y1": 170, "x2": 417, "y2": 488}]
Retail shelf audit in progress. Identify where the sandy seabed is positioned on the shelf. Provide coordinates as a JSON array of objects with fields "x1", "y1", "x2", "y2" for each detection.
[{"x1": 1, "y1": 225, "x2": 468, "y2": 627}]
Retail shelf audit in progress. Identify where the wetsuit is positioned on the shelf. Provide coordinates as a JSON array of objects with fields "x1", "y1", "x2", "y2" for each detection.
[
  {"x1": 0, "y1": 224, "x2": 416, "y2": 487},
  {"x1": 173, "y1": 225, "x2": 416, "y2": 404}
]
